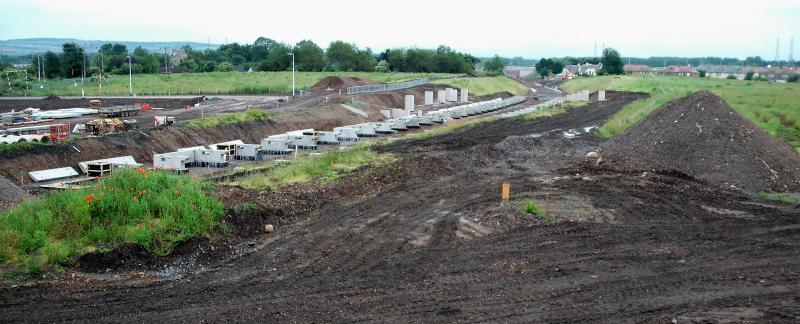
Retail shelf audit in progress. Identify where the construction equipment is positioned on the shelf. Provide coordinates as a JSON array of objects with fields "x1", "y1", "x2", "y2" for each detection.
[
  {"x1": 98, "y1": 106, "x2": 139, "y2": 118},
  {"x1": 84, "y1": 118, "x2": 136, "y2": 135}
]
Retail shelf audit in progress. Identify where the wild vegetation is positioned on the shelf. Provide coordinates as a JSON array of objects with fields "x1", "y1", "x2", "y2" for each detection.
[
  {"x1": 186, "y1": 109, "x2": 269, "y2": 128},
  {"x1": 0, "y1": 168, "x2": 224, "y2": 276},
  {"x1": 10, "y1": 71, "x2": 454, "y2": 96},
  {"x1": 522, "y1": 201, "x2": 553, "y2": 225},
  {"x1": 228, "y1": 145, "x2": 394, "y2": 190},
  {"x1": 562, "y1": 75, "x2": 800, "y2": 150}
]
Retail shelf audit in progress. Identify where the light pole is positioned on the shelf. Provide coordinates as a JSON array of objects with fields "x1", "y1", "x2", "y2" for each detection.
[
  {"x1": 128, "y1": 55, "x2": 133, "y2": 96},
  {"x1": 287, "y1": 52, "x2": 295, "y2": 96}
]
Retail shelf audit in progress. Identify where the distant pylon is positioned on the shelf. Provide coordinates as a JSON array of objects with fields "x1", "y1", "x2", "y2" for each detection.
[
  {"x1": 593, "y1": 42, "x2": 597, "y2": 57},
  {"x1": 775, "y1": 37, "x2": 781, "y2": 62},
  {"x1": 790, "y1": 37, "x2": 795, "y2": 63}
]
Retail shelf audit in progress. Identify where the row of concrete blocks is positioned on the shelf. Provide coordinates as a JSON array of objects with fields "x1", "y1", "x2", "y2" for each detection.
[
  {"x1": 152, "y1": 96, "x2": 526, "y2": 171},
  {"x1": 499, "y1": 98, "x2": 566, "y2": 119},
  {"x1": 406, "y1": 88, "x2": 469, "y2": 111},
  {"x1": 389, "y1": 96, "x2": 527, "y2": 129}
]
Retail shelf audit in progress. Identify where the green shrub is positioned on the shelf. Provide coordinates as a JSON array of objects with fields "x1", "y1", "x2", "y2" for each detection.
[
  {"x1": 522, "y1": 201, "x2": 553, "y2": 224},
  {"x1": 757, "y1": 192, "x2": 800, "y2": 206},
  {"x1": 0, "y1": 168, "x2": 224, "y2": 275},
  {"x1": 788, "y1": 74, "x2": 799, "y2": 83},
  {"x1": 726, "y1": 74, "x2": 738, "y2": 80}
]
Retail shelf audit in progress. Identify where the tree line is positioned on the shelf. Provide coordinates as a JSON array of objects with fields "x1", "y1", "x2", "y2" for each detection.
[{"x1": 16, "y1": 38, "x2": 482, "y2": 78}]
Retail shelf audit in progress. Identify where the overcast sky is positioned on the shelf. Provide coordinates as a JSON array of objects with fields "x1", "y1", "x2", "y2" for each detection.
[{"x1": 2, "y1": 0, "x2": 799, "y2": 59}]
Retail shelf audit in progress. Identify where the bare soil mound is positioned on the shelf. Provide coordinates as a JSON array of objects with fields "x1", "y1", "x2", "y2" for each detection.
[
  {"x1": 0, "y1": 175, "x2": 29, "y2": 211},
  {"x1": 308, "y1": 76, "x2": 377, "y2": 92},
  {"x1": 597, "y1": 90, "x2": 800, "y2": 192}
]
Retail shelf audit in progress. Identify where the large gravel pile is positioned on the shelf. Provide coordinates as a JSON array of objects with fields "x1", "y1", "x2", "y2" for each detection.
[
  {"x1": 0, "y1": 175, "x2": 30, "y2": 211},
  {"x1": 598, "y1": 90, "x2": 800, "y2": 192}
]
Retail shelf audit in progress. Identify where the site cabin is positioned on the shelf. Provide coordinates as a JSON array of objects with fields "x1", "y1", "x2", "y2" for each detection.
[
  {"x1": 211, "y1": 140, "x2": 244, "y2": 160},
  {"x1": 260, "y1": 138, "x2": 294, "y2": 155},
  {"x1": 333, "y1": 127, "x2": 360, "y2": 141},
  {"x1": 315, "y1": 131, "x2": 340, "y2": 145},
  {"x1": 153, "y1": 153, "x2": 191, "y2": 172},
  {"x1": 98, "y1": 106, "x2": 140, "y2": 118},
  {"x1": 78, "y1": 156, "x2": 142, "y2": 175},
  {"x1": 234, "y1": 144, "x2": 261, "y2": 160},
  {"x1": 286, "y1": 131, "x2": 318, "y2": 150}
]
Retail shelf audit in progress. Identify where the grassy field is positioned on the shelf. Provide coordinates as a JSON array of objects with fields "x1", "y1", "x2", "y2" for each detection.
[
  {"x1": 0, "y1": 168, "x2": 223, "y2": 276},
  {"x1": 228, "y1": 144, "x2": 394, "y2": 190},
  {"x1": 562, "y1": 75, "x2": 800, "y2": 150},
  {"x1": 6, "y1": 72, "x2": 456, "y2": 97},
  {"x1": 433, "y1": 76, "x2": 529, "y2": 96}
]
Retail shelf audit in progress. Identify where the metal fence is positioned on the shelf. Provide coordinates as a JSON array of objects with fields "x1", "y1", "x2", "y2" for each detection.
[{"x1": 346, "y1": 78, "x2": 429, "y2": 95}]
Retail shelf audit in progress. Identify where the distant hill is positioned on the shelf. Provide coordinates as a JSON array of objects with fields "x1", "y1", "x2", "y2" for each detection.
[{"x1": 0, "y1": 38, "x2": 219, "y2": 55}]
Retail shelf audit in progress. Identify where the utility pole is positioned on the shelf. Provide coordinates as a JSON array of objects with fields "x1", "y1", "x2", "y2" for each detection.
[
  {"x1": 37, "y1": 55, "x2": 41, "y2": 81},
  {"x1": 288, "y1": 53, "x2": 295, "y2": 96},
  {"x1": 81, "y1": 44, "x2": 86, "y2": 84},
  {"x1": 775, "y1": 37, "x2": 781, "y2": 63},
  {"x1": 790, "y1": 37, "x2": 795, "y2": 64},
  {"x1": 128, "y1": 55, "x2": 133, "y2": 96}
]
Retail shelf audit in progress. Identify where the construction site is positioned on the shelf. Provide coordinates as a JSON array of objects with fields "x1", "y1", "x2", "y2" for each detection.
[{"x1": 0, "y1": 73, "x2": 799, "y2": 323}]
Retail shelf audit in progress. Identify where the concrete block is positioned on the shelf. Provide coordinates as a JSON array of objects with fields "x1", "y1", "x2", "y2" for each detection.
[
  {"x1": 599, "y1": 90, "x2": 606, "y2": 101},
  {"x1": 446, "y1": 88, "x2": 457, "y2": 102},
  {"x1": 424, "y1": 91, "x2": 434, "y2": 105},
  {"x1": 460, "y1": 88, "x2": 469, "y2": 103},
  {"x1": 404, "y1": 95, "x2": 415, "y2": 111},
  {"x1": 380, "y1": 109, "x2": 392, "y2": 119},
  {"x1": 437, "y1": 90, "x2": 447, "y2": 104},
  {"x1": 391, "y1": 108, "x2": 409, "y2": 118}
]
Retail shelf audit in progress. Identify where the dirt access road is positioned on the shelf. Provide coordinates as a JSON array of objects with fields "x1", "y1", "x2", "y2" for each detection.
[{"x1": 2, "y1": 92, "x2": 799, "y2": 322}]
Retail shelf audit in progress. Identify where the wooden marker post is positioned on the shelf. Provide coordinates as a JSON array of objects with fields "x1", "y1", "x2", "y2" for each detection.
[{"x1": 501, "y1": 182, "x2": 510, "y2": 204}]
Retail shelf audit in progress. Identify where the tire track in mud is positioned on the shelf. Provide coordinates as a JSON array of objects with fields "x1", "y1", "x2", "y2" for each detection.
[{"x1": 3, "y1": 91, "x2": 800, "y2": 322}]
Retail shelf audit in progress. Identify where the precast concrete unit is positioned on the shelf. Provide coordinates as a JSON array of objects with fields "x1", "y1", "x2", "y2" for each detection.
[
  {"x1": 315, "y1": 131, "x2": 340, "y2": 145},
  {"x1": 388, "y1": 119, "x2": 408, "y2": 131},
  {"x1": 372, "y1": 122, "x2": 396, "y2": 134},
  {"x1": 234, "y1": 144, "x2": 262, "y2": 160},
  {"x1": 424, "y1": 91, "x2": 434, "y2": 105},
  {"x1": 404, "y1": 95, "x2": 415, "y2": 111},
  {"x1": 391, "y1": 109, "x2": 409, "y2": 118},
  {"x1": 353, "y1": 123, "x2": 378, "y2": 137},
  {"x1": 417, "y1": 115, "x2": 433, "y2": 125},
  {"x1": 402, "y1": 116, "x2": 421, "y2": 128},
  {"x1": 153, "y1": 152, "x2": 192, "y2": 171},
  {"x1": 437, "y1": 90, "x2": 447, "y2": 104},
  {"x1": 446, "y1": 88, "x2": 458, "y2": 102},
  {"x1": 460, "y1": 88, "x2": 469, "y2": 102},
  {"x1": 333, "y1": 127, "x2": 360, "y2": 142}
]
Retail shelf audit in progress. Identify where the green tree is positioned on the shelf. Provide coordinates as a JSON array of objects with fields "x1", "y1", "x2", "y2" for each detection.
[
  {"x1": 61, "y1": 43, "x2": 85, "y2": 78},
  {"x1": 294, "y1": 40, "x2": 325, "y2": 71},
  {"x1": 405, "y1": 48, "x2": 436, "y2": 72},
  {"x1": 385, "y1": 49, "x2": 406, "y2": 72},
  {"x1": 326, "y1": 41, "x2": 359, "y2": 71},
  {"x1": 375, "y1": 60, "x2": 390, "y2": 73},
  {"x1": 745, "y1": 71, "x2": 754, "y2": 80},
  {"x1": 484, "y1": 55, "x2": 505, "y2": 75},
  {"x1": 263, "y1": 42, "x2": 292, "y2": 71},
  {"x1": 215, "y1": 61, "x2": 234, "y2": 72},
  {"x1": 599, "y1": 48, "x2": 624, "y2": 75},
  {"x1": 43, "y1": 51, "x2": 62, "y2": 79}
]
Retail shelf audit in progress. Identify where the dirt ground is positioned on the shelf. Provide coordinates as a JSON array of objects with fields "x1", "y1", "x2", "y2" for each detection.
[
  {"x1": 0, "y1": 96, "x2": 205, "y2": 113},
  {"x1": 3, "y1": 91, "x2": 798, "y2": 322}
]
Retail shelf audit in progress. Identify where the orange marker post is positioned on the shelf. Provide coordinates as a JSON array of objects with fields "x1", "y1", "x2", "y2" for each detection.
[{"x1": 501, "y1": 182, "x2": 510, "y2": 204}]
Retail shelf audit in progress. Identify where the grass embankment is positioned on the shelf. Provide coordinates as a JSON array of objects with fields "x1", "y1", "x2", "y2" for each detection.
[
  {"x1": 0, "y1": 141, "x2": 47, "y2": 155},
  {"x1": 0, "y1": 168, "x2": 224, "y2": 276},
  {"x1": 228, "y1": 144, "x2": 394, "y2": 190},
  {"x1": 433, "y1": 76, "x2": 529, "y2": 96},
  {"x1": 13, "y1": 72, "x2": 455, "y2": 97},
  {"x1": 186, "y1": 108, "x2": 269, "y2": 128},
  {"x1": 562, "y1": 75, "x2": 800, "y2": 150}
]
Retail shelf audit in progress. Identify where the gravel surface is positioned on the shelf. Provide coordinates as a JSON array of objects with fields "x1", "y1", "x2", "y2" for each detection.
[{"x1": 0, "y1": 175, "x2": 29, "y2": 211}]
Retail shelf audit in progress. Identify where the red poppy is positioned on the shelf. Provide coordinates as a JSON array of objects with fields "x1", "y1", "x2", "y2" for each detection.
[{"x1": 85, "y1": 194, "x2": 94, "y2": 203}]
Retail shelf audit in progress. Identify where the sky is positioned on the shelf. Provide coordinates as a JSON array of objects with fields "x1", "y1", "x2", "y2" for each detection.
[{"x1": 1, "y1": 0, "x2": 799, "y2": 59}]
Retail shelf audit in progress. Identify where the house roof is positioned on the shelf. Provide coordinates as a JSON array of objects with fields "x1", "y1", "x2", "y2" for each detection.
[
  {"x1": 624, "y1": 64, "x2": 652, "y2": 72},
  {"x1": 664, "y1": 65, "x2": 699, "y2": 74}
]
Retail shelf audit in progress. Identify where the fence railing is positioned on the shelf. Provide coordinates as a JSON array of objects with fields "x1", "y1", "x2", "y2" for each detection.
[{"x1": 346, "y1": 78, "x2": 429, "y2": 95}]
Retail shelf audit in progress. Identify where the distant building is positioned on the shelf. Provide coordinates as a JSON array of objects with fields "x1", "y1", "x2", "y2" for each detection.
[
  {"x1": 661, "y1": 65, "x2": 699, "y2": 77},
  {"x1": 504, "y1": 66, "x2": 536, "y2": 79},
  {"x1": 561, "y1": 63, "x2": 602, "y2": 79},
  {"x1": 623, "y1": 64, "x2": 654, "y2": 75},
  {"x1": 697, "y1": 65, "x2": 749, "y2": 80}
]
